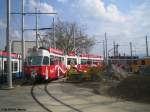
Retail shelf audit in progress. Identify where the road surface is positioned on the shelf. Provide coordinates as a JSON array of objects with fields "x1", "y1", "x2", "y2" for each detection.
[{"x1": 0, "y1": 80, "x2": 150, "y2": 112}]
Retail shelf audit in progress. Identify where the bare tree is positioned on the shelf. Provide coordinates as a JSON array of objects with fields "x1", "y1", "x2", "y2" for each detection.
[{"x1": 47, "y1": 19, "x2": 95, "y2": 54}]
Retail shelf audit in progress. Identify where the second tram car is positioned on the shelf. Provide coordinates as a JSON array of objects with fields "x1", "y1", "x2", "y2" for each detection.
[{"x1": 77, "y1": 54, "x2": 103, "y2": 73}]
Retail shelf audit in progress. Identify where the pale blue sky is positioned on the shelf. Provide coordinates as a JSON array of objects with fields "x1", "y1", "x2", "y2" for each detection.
[{"x1": 0, "y1": 0, "x2": 150, "y2": 56}]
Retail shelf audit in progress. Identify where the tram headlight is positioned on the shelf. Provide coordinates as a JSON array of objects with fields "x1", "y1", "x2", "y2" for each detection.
[{"x1": 84, "y1": 70, "x2": 87, "y2": 73}]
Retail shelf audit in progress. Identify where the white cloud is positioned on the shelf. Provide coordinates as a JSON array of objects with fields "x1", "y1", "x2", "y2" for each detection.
[
  {"x1": 77, "y1": 0, "x2": 126, "y2": 22},
  {"x1": 24, "y1": 31, "x2": 36, "y2": 41},
  {"x1": 26, "y1": 0, "x2": 55, "y2": 14},
  {"x1": 66, "y1": 0, "x2": 150, "y2": 56},
  {"x1": 0, "y1": 20, "x2": 6, "y2": 29},
  {"x1": 57, "y1": 0, "x2": 67, "y2": 3},
  {"x1": 11, "y1": 30, "x2": 20, "y2": 39},
  {"x1": 10, "y1": 29, "x2": 36, "y2": 41},
  {"x1": 39, "y1": 2, "x2": 54, "y2": 13}
]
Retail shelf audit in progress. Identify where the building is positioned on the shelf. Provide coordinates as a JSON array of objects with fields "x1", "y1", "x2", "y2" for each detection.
[
  {"x1": 11, "y1": 41, "x2": 36, "y2": 57},
  {"x1": 109, "y1": 56, "x2": 139, "y2": 65}
]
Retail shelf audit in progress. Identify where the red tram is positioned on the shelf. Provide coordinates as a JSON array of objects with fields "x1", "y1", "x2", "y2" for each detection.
[
  {"x1": 24, "y1": 47, "x2": 103, "y2": 80},
  {"x1": 24, "y1": 47, "x2": 67, "y2": 80}
]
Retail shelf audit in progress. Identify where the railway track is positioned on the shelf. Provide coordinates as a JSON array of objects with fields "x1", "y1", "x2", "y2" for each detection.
[{"x1": 30, "y1": 81, "x2": 83, "y2": 112}]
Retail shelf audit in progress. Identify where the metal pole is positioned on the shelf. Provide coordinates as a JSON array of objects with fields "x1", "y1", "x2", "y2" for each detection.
[
  {"x1": 130, "y1": 42, "x2": 133, "y2": 67},
  {"x1": 21, "y1": 0, "x2": 25, "y2": 78},
  {"x1": 73, "y1": 26, "x2": 75, "y2": 50},
  {"x1": 130, "y1": 42, "x2": 132, "y2": 57},
  {"x1": 6, "y1": 0, "x2": 13, "y2": 88},
  {"x1": 146, "y1": 35, "x2": 149, "y2": 57},
  {"x1": 129, "y1": 42, "x2": 133, "y2": 72},
  {"x1": 105, "y1": 32, "x2": 108, "y2": 64},
  {"x1": 133, "y1": 45, "x2": 136, "y2": 56},
  {"x1": 103, "y1": 40, "x2": 105, "y2": 63},
  {"x1": 116, "y1": 43, "x2": 119, "y2": 57},
  {"x1": 113, "y1": 41, "x2": 116, "y2": 57},
  {"x1": 36, "y1": 8, "x2": 38, "y2": 48},
  {"x1": 53, "y1": 17, "x2": 56, "y2": 48}
]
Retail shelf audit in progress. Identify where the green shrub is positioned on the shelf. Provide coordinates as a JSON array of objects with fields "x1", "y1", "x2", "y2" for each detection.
[
  {"x1": 82, "y1": 66, "x2": 104, "y2": 81},
  {"x1": 66, "y1": 66, "x2": 83, "y2": 80}
]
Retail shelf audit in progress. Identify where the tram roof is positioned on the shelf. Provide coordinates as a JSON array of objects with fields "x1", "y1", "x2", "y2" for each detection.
[
  {"x1": 48, "y1": 48, "x2": 64, "y2": 55},
  {"x1": 0, "y1": 51, "x2": 20, "y2": 59},
  {"x1": 80, "y1": 54, "x2": 102, "y2": 58}
]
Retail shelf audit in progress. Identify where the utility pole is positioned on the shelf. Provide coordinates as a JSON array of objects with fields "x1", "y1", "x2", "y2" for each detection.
[
  {"x1": 53, "y1": 17, "x2": 56, "y2": 48},
  {"x1": 130, "y1": 42, "x2": 133, "y2": 66},
  {"x1": 113, "y1": 41, "x2": 116, "y2": 57},
  {"x1": 21, "y1": 0, "x2": 25, "y2": 78},
  {"x1": 146, "y1": 35, "x2": 149, "y2": 57},
  {"x1": 11, "y1": 10, "x2": 57, "y2": 49},
  {"x1": 36, "y1": 8, "x2": 39, "y2": 48},
  {"x1": 103, "y1": 40, "x2": 105, "y2": 63},
  {"x1": 130, "y1": 42, "x2": 133, "y2": 57},
  {"x1": 105, "y1": 32, "x2": 108, "y2": 64},
  {"x1": 6, "y1": 0, "x2": 13, "y2": 88},
  {"x1": 116, "y1": 43, "x2": 119, "y2": 57},
  {"x1": 130, "y1": 42, "x2": 133, "y2": 72},
  {"x1": 97, "y1": 40, "x2": 105, "y2": 63},
  {"x1": 73, "y1": 26, "x2": 75, "y2": 50}
]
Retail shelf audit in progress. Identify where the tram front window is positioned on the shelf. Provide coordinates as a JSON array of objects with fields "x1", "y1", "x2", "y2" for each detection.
[
  {"x1": 28, "y1": 56, "x2": 43, "y2": 66},
  {"x1": 43, "y1": 56, "x2": 49, "y2": 65},
  {"x1": 67, "y1": 58, "x2": 77, "y2": 65},
  {"x1": 81, "y1": 59, "x2": 87, "y2": 65}
]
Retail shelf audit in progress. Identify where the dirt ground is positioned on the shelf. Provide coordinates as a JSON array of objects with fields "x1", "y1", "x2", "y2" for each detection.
[{"x1": 1, "y1": 78, "x2": 150, "y2": 112}]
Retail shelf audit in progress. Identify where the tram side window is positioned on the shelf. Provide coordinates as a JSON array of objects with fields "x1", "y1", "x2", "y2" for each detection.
[
  {"x1": 14, "y1": 62, "x2": 18, "y2": 71},
  {"x1": 74, "y1": 59, "x2": 77, "y2": 64},
  {"x1": 87, "y1": 60, "x2": 92, "y2": 65},
  {"x1": 11, "y1": 62, "x2": 17, "y2": 72},
  {"x1": 50, "y1": 55, "x2": 54, "y2": 65},
  {"x1": 81, "y1": 59, "x2": 87, "y2": 65},
  {"x1": 59, "y1": 57, "x2": 62, "y2": 62},
  {"x1": 67, "y1": 59, "x2": 71, "y2": 65},
  {"x1": 56, "y1": 57, "x2": 64, "y2": 63},
  {"x1": 12, "y1": 62, "x2": 13, "y2": 72},
  {"x1": 61, "y1": 57, "x2": 64, "y2": 62},
  {"x1": 60, "y1": 57, "x2": 64, "y2": 62},
  {"x1": 93, "y1": 61, "x2": 97, "y2": 65},
  {"x1": 4, "y1": 61, "x2": 7, "y2": 73},
  {"x1": 3, "y1": 61, "x2": 18, "y2": 73},
  {"x1": 43, "y1": 56, "x2": 49, "y2": 65}
]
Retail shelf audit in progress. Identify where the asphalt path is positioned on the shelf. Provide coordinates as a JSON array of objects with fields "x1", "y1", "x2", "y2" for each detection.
[{"x1": 0, "y1": 79, "x2": 150, "y2": 112}]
